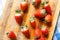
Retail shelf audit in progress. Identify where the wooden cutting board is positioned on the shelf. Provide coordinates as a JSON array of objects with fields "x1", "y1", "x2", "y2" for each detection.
[{"x1": 2, "y1": 0, "x2": 60, "y2": 40}]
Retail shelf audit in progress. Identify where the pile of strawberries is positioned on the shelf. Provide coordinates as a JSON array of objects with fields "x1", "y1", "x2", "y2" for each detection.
[{"x1": 7, "y1": 0, "x2": 52, "y2": 40}]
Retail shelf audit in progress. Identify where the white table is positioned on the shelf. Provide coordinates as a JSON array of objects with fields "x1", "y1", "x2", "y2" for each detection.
[{"x1": 0, "y1": 0, "x2": 6, "y2": 19}]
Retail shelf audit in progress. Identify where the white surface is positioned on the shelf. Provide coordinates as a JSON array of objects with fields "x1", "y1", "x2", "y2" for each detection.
[{"x1": 0, "y1": 0, "x2": 6, "y2": 19}]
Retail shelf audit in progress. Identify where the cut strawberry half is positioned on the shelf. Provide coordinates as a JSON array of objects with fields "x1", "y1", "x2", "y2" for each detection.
[
  {"x1": 38, "y1": 37, "x2": 45, "y2": 40},
  {"x1": 30, "y1": 17, "x2": 36, "y2": 29},
  {"x1": 21, "y1": 25, "x2": 30, "y2": 38},
  {"x1": 20, "y1": 2, "x2": 28, "y2": 12},
  {"x1": 34, "y1": 9, "x2": 46, "y2": 19},
  {"x1": 7, "y1": 31, "x2": 17, "y2": 40},
  {"x1": 44, "y1": 14, "x2": 52, "y2": 23},
  {"x1": 44, "y1": 4, "x2": 52, "y2": 15},
  {"x1": 32, "y1": 0, "x2": 41, "y2": 6},
  {"x1": 15, "y1": 10, "x2": 23, "y2": 25},
  {"x1": 41, "y1": 25, "x2": 49, "y2": 36},
  {"x1": 34, "y1": 28, "x2": 41, "y2": 39}
]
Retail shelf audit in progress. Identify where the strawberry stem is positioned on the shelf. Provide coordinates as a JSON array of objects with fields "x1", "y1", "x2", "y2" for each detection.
[
  {"x1": 34, "y1": 36, "x2": 40, "y2": 40},
  {"x1": 26, "y1": 25, "x2": 28, "y2": 27},
  {"x1": 30, "y1": 17, "x2": 34, "y2": 21},
  {"x1": 21, "y1": 25, "x2": 24, "y2": 29},
  {"x1": 6, "y1": 32, "x2": 9, "y2": 35},
  {"x1": 21, "y1": 26, "x2": 24, "y2": 29},
  {"x1": 44, "y1": 20, "x2": 48, "y2": 23},
  {"x1": 41, "y1": 2, "x2": 45, "y2": 7},
  {"x1": 46, "y1": 0, "x2": 49, "y2": 4},
  {"x1": 32, "y1": 2, "x2": 36, "y2": 6},
  {"x1": 25, "y1": 25, "x2": 28, "y2": 29},
  {"x1": 15, "y1": 10, "x2": 21, "y2": 13},
  {"x1": 42, "y1": 9, "x2": 46, "y2": 16},
  {"x1": 24, "y1": 0, "x2": 26, "y2": 2}
]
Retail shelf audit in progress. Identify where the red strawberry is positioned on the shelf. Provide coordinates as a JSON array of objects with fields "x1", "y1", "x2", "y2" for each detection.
[
  {"x1": 41, "y1": 25, "x2": 48, "y2": 36},
  {"x1": 21, "y1": 26, "x2": 30, "y2": 38},
  {"x1": 20, "y1": 2, "x2": 28, "y2": 12},
  {"x1": 36, "y1": 0, "x2": 41, "y2": 4},
  {"x1": 44, "y1": 4, "x2": 52, "y2": 15},
  {"x1": 30, "y1": 17, "x2": 36, "y2": 29},
  {"x1": 34, "y1": 29, "x2": 41, "y2": 38},
  {"x1": 7, "y1": 31, "x2": 17, "y2": 40},
  {"x1": 44, "y1": 14, "x2": 52, "y2": 23},
  {"x1": 15, "y1": 10, "x2": 23, "y2": 25},
  {"x1": 38, "y1": 37, "x2": 45, "y2": 40},
  {"x1": 34, "y1": 9, "x2": 46, "y2": 19},
  {"x1": 32, "y1": 0, "x2": 41, "y2": 6}
]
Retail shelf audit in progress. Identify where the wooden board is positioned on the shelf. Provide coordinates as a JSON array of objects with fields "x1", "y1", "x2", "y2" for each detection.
[{"x1": 2, "y1": 0, "x2": 60, "y2": 40}]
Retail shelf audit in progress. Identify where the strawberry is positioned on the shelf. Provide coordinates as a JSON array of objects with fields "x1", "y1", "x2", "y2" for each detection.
[
  {"x1": 38, "y1": 37, "x2": 45, "y2": 40},
  {"x1": 34, "y1": 28, "x2": 41, "y2": 39},
  {"x1": 20, "y1": 1, "x2": 28, "y2": 12},
  {"x1": 35, "y1": 0, "x2": 41, "y2": 4},
  {"x1": 7, "y1": 31, "x2": 17, "y2": 40},
  {"x1": 21, "y1": 26, "x2": 30, "y2": 38},
  {"x1": 15, "y1": 10, "x2": 23, "y2": 25},
  {"x1": 41, "y1": 25, "x2": 48, "y2": 36},
  {"x1": 44, "y1": 4, "x2": 52, "y2": 15},
  {"x1": 34, "y1": 9, "x2": 46, "y2": 19},
  {"x1": 32, "y1": 0, "x2": 41, "y2": 7},
  {"x1": 44, "y1": 14, "x2": 52, "y2": 23},
  {"x1": 30, "y1": 17, "x2": 36, "y2": 29}
]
